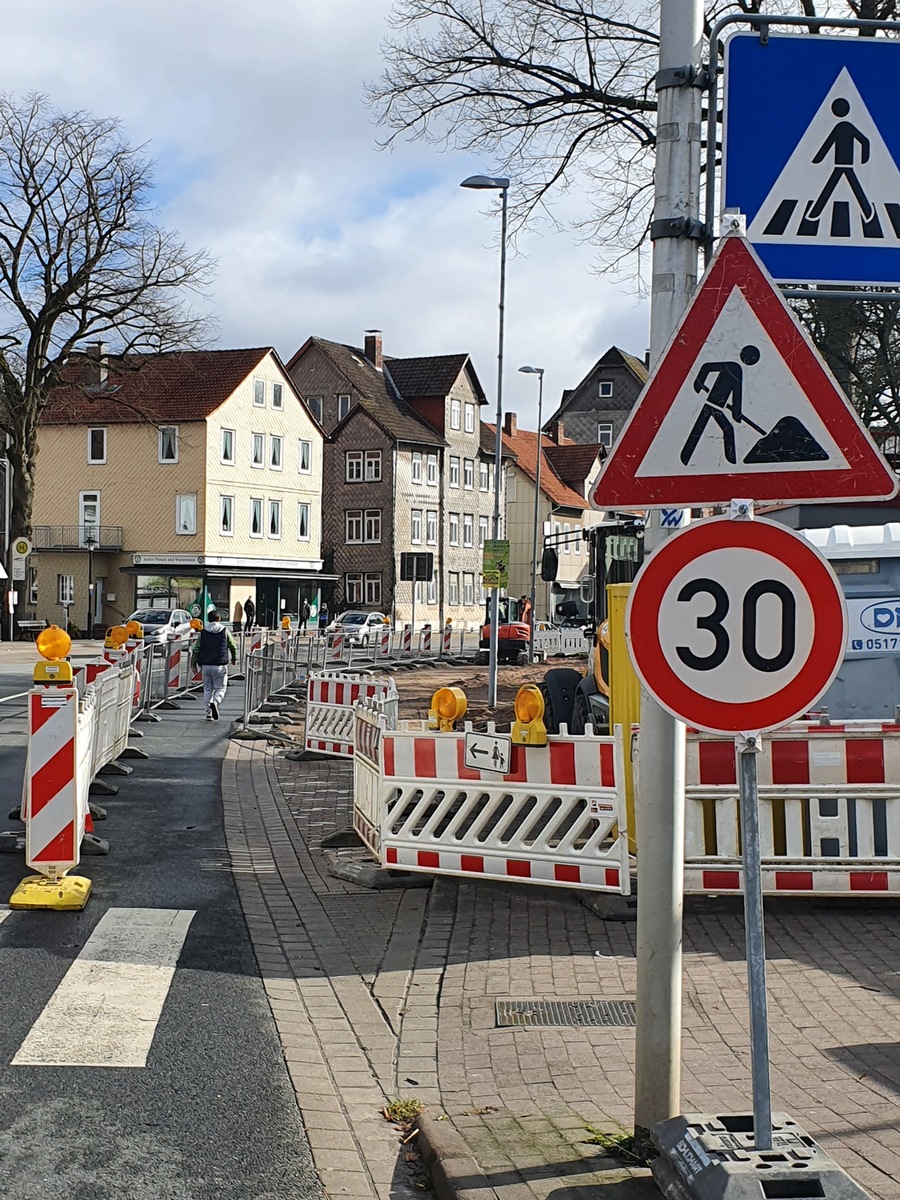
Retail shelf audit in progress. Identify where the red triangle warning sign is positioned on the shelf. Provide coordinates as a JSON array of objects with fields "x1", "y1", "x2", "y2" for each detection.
[{"x1": 591, "y1": 237, "x2": 898, "y2": 509}]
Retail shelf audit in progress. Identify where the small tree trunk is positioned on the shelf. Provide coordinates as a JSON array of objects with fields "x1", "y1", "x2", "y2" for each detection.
[{"x1": 7, "y1": 422, "x2": 37, "y2": 543}]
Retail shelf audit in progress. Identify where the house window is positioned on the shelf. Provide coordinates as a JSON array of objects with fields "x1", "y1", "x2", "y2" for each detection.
[
  {"x1": 480, "y1": 583, "x2": 488, "y2": 605},
  {"x1": 479, "y1": 461, "x2": 489, "y2": 491},
  {"x1": 338, "y1": 394, "x2": 351, "y2": 421},
  {"x1": 221, "y1": 428, "x2": 235, "y2": 464},
  {"x1": 463, "y1": 573, "x2": 475, "y2": 606},
  {"x1": 507, "y1": 472, "x2": 516, "y2": 501},
  {"x1": 411, "y1": 452, "x2": 422, "y2": 484},
  {"x1": 449, "y1": 573, "x2": 460, "y2": 605},
  {"x1": 297, "y1": 502, "x2": 310, "y2": 541},
  {"x1": 427, "y1": 573, "x2": 437, "y2": 604},
  {"x1": 365, "y1": 450, "x2": 382, "y2": 481},
  {"x1": 253, "y1": 378, "x2": 266, "y2": 406},
  {"x1": 478, "y1": 515, "x2": 488, "y2": 548},
  {"x1": 346, "y1": 573, "x2": 363, "y2": 605},
  {"x1": 599, "y1": 380, "x2": 613, "y2": 398},
  {"x1": 307, "y1": 396, "x2": 322, "y2": 422},
  {"x1": 79, "y1": 491, "x2": 100, "y2": 545},
  {"x1": 365, "y1": 573, "x2": 382, "y2": 605},
  {"x1": 365, "y1": 509, "x2": 381, "y2": 543},
  {"x1": 299, "y1": 440, "x2": 312, "y2": 473},
  {"x1": 250, "y1": 497, "x2": 263, "y2": 537},
  {"x1": 449, "y1": 513, "x2": 459, "y2": 546},
  {"x1": 269, "y1": 500, "x2": 282, "y2": 538},
  {"x1": 575, "y1": 530, "x2": 582, "y2": 555},
  {"x1": 88, "y1": 428, "x2": 107, "y2": 464},
  {"x1": 449, "y1": 457, "x2": 460, "y2": 487},
  {"x1": 597, "y1": 422, "x2": 613, "y2": 448},
  {"x1": 28, "y1": 566, "x2": 37, "y2": 606},
  {"x1": 220, "y1": 495, "x2": 234, "y2": 536},
  {"x1": 176, "y1": 494, "x2": 197, "y2": 535},
  {"x1": 563, "y1": 522, "x2": 571, "y2": 553},
  {"x1": 463, "y1": 514, "x2": 474, "y2": 547},
  {"x1": 251, "y1": 433, "x2": 265, "y2": 467},
  {"x1": 158, "y1": 425, "x2": 178, "y2": 463},
  {"x1": 270, "y1": 435, "x2": 283, "y2": 469},
  {"x1": 346, "y1": 451, "x2": 363, "y2": 482},
  {"x1": 426, "y1": 510, "x2": 437, "y2": 545},
  {"x1": 272, "y1": 382, "x2": 284, "y2": 410},
  {"x1": 463, "y1": 459, "x2": 474, "y2": 489},
  {"x1": 426, "y1": 454, "x2": 438, "y2": 485},
  {"x1": 450, "y1": 399, "x2": 461, "y2": 430},
  {"x1": 57, "y1": 574, "x2": 74, "y2": 605},
  {"x1": 411, "y1": 510, "x2": 422, "y2": 544},
  {"x1": 346, "y1": 510, "x2": 363, "y2": 543},
  {"x1": 464, "y1": 403, "x2": 475, "y2": 433}
]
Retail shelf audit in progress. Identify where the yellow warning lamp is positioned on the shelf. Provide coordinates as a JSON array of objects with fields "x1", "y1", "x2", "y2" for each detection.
[
  {"x1": 34, "y1": 625, "x2": 74, "y2": 683},
  {"x1": 125, "y1": 619, "x2": 144, "y2": 640},
  {"x1": 511, "y1": 684, "x2": 548, "y2": 745},
  {"x1": 103, "y1": 624, "x2": 129, "y2": 650},
  {"x1": 428, "y1": 686, "x2": 467, "y2": 732},
  {"x1": 190, "y1": 618, "x2": 202, "y2": 632},
  {"x1": 282, "y1": 615, "x2": 291, "y2": 630}
]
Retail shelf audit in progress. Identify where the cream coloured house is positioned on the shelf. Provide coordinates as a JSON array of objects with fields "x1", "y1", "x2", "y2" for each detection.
[{"x1": 30, "y1": 346, "x2": 324, "y2": 633}]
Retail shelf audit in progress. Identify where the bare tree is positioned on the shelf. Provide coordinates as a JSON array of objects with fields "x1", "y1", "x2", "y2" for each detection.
[{"x1": 0, "y1": 93, "x2": 214, "y2": 542}]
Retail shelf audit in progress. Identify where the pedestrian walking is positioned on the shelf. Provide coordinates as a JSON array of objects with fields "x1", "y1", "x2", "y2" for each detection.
[
  {"x1": 300, "y1": 598, "x2": 311, "y2": 633},
  {"x1": 318, "y1": 602, "x2": 329, "y2": 633},
  {"x1": 243, "y1": 596, "x2": 256, "y2": 632},
  {"x1": 191, "y1": 609, "x2": 238, "y2": 721}
]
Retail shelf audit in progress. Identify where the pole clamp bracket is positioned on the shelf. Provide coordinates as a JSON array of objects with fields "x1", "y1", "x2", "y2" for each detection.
[
  {"x1": 654, "y1": 64, "x2": 710, "y2": 91},
  {"x1": 649, "y1": 216, "x2": 707, "y2": 242}
]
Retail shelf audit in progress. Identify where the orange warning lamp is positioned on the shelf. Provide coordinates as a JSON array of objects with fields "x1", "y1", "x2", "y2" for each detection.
[
  {"x1": 282, "y1": 615, "x2": 291, "y2": 630},
  {"x1": 125, "y1": 619, "x2": 144, "y2": 639},
  {"x1": 429, "y1": 686, "x2": 467, "y2": 732},
  {"x1": 34, "y1": 625, "x2": 74, "y2": 683},
  {"x1": 190, "y1": 618, "x2": 202, "y2": 631},
  {"x1": 512, "y1": 685, "x2": 547, "y2": 745},
  {"x1": 104, "y1": 624, "x2": 129, "y2": 650}
]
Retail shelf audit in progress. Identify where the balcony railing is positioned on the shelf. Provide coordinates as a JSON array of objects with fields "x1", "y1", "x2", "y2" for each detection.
[{"x1": 32, "y1": 525, "x2": 125, "y2": 551}]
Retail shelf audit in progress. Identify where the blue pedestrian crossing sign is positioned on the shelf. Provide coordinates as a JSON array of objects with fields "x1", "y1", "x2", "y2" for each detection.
[{"x1": 724, "y1": 33, "x2": 900, "y2": 286}]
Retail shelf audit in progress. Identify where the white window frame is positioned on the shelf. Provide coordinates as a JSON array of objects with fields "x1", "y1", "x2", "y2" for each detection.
[
  {"x1": 427, "y1": 573, "x2": 437, "y2": 604},
  {"x1": 463, "y1": 573, "x2": 475, "y2": 606},
  {"x1": 88, "y1": 427, "x2": 107, "y2": 464},
  {"x1": 411, "y1": 452, "x2": 423, "y2": 484},
  {"x1": 478, "y1": 515, "x2": 488, "y2": 548},
  {"x1": 464, "y1": 403, "x2": 476, "y2": 433},
  {"x1": 251, "y1": 432, "x2": 265, "y2": 468},
  {"x1": 449, "y1": 457, "x2": 460, "y2": 488},
  {"x1": 345, "y1": 451, "x2": 363, "y2": 482},
  {"x1": 270, "y1": 434, "x2": 283, "y2": 470},
  {"x1": 338, "y1": 394, "x2": 351, "y2": 421},
  {"x1": 364, "y1": 573, "x2": 382, "y2": 605},
  {"x1": 158, "y1": 425, "x2": 178, "y2": 464},
  {"x1": 563, "y1": 522, "x2": 571, "y2": 553},
  {"x1": 479, "y1": 461, "x2": 489, "y2": 491},
  {"x1": 299, "y1": 439, "x2": 312, "y2": 473},
  {"x1": 250, "y1": 497, "x2": 264, "y2": 538},
  {"x1": 253, "y1": 378, "x2": 266, "y2": 407},
  {"x1": 597, "y1": 422, "x2": 613, "y2": 447},
  {"x1": 449, "y1": 513, "x2": 459, "y2": 546},
  {"x1": 364, "y1": 509, "x2": 381, "y2": 543},
  {"x1": 307, "y1": 396, "x2": 323, "y2": 422},
  {"x1": 220, "y1": 495, "x2": 234, "y2": 536},
  {"x1": 365, "y1": 450, "x2": 382, "y2": 481},
  {"x1": 463, "y1": 459, "x2": 474, "y2": 490},
  {"x1": 346, "y1": 510, "x2": 363, "y2": 543},
  {"x1": 463, "y1": 513, "x2": 474, "y2": 547},
  {"x1": 426, "y1": 454, "x2": 438, "y2": 485},
  {"x1": 426, "y1": 510, "x2": 437, "y2": 546},
  {"x1": 176, "y1": 493, "x2": 197, "y2": 536},
  {"x1": 79, "y1": 491, "x2": 100, "y2": 546},
  {"x1": 599, "y1": 380, "x2": 613, "y2": 398},
  {"x1": 268, "y1": 499, "x2": 282, "y2": 539},
  {"x1": 575, "y1": 529, "x2": 582, "y2": 555},
  {"x1": 297, "y1": 502, "x2": 311, "y2": 541},
  {"x1": 449, "y1": 573, "x2": 460, "y2": 605},
  {"x1": 411, "y1": 509, "x2": 423, "y2": 544},
  {"x1": 346, "y1": 573, "x2": 363, "y2": 605},
  {"x1": 221, "y1": 428, "x2": 235, "y2": 465},
  {"x1": 450, "y1": 399, "x2": 461, "y2": 430},
  {"x1": 57, "y1": 574, "x2": 74, "y2": 605},
  {"x1": 272, "y1": 381, "x2": 284, "y2": 410}
]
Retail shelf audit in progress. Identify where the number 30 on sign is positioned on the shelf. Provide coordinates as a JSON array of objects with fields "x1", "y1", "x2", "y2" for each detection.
[{"x1": 625, "y1": 517, "x2": 847, "y2": 735}]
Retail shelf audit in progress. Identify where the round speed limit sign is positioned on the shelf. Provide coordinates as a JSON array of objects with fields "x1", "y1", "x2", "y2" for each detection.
[{"x1": 626, "y1": 517, "x2": 847, "y2": 735}]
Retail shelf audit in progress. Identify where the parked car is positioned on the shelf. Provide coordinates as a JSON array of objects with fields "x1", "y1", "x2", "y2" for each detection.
[
  {"x1": 324, "y1": 611, "x2": 390, "y2": 645},
  {"x1": 128, "y1": 608, "x2": 193, "y2": 645}
]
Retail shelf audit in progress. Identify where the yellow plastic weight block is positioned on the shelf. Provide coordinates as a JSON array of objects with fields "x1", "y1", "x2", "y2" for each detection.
[{"x1": 10, "y1": 874, "x2": 92, "y2": 911}]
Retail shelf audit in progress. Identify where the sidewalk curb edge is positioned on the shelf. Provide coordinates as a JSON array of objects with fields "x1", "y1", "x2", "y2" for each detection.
[{"x1": 417, "y1": 1112, "x2": 500, "y2": 1200}]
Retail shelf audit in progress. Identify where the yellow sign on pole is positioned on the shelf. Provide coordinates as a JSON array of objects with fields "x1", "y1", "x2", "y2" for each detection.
[{"x1": 481, "y1": 539, "x2": 509, "y2": 588}]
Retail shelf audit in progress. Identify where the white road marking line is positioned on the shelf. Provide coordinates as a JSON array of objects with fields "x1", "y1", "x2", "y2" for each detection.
[{"x1": 12, "y1": 907, "x2": 195, "y2": 1068}]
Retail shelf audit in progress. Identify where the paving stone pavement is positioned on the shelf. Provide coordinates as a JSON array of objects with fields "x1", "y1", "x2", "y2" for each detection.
[{"x1": 224, "y1": 738, "x2": 900, "y2": 1200}]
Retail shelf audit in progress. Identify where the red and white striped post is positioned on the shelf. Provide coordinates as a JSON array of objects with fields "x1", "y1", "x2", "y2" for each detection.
[
  {"x1": 401, "y1": 623, "x2": 412, "y2": 656},
  {"x1": 166, "y1": 639, "x2": 182, "y2": 695},
  {"x1": 421, "y1": 624, "x2": 432, "y2": 654},
  {"x1": 379, "y1": 625, "x2": 391, "y2": 658},
  {"x1": 441, "y1": 620, "x2": 453, "y2": 657}
]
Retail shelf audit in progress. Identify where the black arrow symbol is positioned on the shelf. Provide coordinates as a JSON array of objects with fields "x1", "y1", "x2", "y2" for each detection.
[{"x1": 471, "y1": 744, "x2": 489, "y2": 757}]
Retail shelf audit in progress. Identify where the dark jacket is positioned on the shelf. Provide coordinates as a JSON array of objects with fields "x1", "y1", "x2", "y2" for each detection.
[{"x1": 192, "y1": 622, "x2": 238, "y2": 666}]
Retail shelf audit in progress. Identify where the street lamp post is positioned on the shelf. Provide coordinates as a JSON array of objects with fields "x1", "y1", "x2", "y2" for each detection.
[
  {"x1": 518, "y1": 365, "x2": 544, "y2": 662},
  {"x1": 460, "y1": 174, "x2": 509, "y2": 708},
  {"x1": 85, "y1": 529, "x2": 97, "y2": 637}
]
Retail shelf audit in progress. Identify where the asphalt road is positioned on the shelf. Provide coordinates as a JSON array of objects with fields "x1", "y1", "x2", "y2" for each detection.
[{"x1": 0, "y1": 650, "x2": 324, "y2": 1200}]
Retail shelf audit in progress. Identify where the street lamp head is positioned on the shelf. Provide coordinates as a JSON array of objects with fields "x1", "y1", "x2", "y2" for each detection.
[
  {"x1": 460, "y1": 174, "x2": 510, "y2": 191},
  {"x1": 518, "y1": 365, "x2": 544, "y2": 376}
]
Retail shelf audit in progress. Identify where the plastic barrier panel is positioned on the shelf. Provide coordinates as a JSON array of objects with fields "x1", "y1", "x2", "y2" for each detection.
[{"x1": 305, "y1": 671, "x2": 399, "y2": 757}]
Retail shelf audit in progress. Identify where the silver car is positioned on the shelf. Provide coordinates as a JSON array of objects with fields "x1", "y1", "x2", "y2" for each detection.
[
  {"x1": 325, "y1": 611, "x2": 390, "y2": 645},
  {"x1": 128, "y1": 608, "x2": 194, "y2": 645}
]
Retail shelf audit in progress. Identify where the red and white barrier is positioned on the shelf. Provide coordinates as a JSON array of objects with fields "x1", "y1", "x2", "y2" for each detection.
[
  {"x1": 326, "y1": 632, "x2": 345, "y2": 663},
  {"x1": 305, "y1": 670, "x2": 398, "y2": 757},
  {"x1": 441, "y1": 623, "x2": 453, "y2": 656},
  {"x1": 420, "y1": 624, "x2": 432, "y2": 654},
  {"x1": 379, "y1": 626, "x2": 391, "y2": 658},
  {"x1": 400, "y1": 624, "x2": 412, "y2": 655},
  {"x1": 25, "y1": 686, "x2": 85, "y2": 876},
  {"x1": 166, "y1": 640, "x2": 182, "y2": 695}
]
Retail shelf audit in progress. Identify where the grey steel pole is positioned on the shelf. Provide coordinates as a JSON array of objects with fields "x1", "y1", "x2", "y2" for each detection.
[
  {"x1": 525, "y1": 369, "x2": 544, "y2": 662},
  {"x1": 633, "y1": 0, "x2": 704, "y2": 1141},
  {"x1": 487, "y1": 186, "x2": 509, "y2": 708},
  {"x1": 738, "y1": 735, "x2": 773, "y2": 1149}
]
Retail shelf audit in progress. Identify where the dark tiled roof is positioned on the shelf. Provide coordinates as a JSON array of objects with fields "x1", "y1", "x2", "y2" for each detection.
[
  {"x1": 311, "y1": 338, "x2": 446, "y2": 447},
  {"x1": 546, "y1": 346, "x2": 648, "y2": 427},
  {"x1": 41, "y1": 348, "x2": 272, "y2": 424},
  {"x1": 486, "y1": 424, "x2": 587, "y2": 510},
  {"x1": 544, "y1": 443, "x2": 606, "y2": 490},
  {"x1": 386, "y1": 354, "x2": 486, "y2": 403},
  {"x1": 480, "y1": 422, "x2": 517, "y2": 461}
]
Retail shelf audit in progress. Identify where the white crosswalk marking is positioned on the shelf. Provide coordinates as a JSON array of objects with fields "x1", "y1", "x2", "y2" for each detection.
[{"x1": 12, "y1": 907, "x2": 195, "y2": 1068}]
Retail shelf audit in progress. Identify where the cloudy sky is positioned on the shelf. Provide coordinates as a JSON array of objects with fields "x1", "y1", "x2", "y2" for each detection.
[{"x1": 6, "y1": 0, "x2": 650, "y2": 431}]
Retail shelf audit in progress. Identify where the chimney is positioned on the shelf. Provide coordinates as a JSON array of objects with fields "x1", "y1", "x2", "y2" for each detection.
[
  {"x1": 503, "y1": 412, "x2": 517, "y2": 437},
  {"x1": 84, "y1": 340, "x2": 108, "y2": 387},
  {"x1": 364, "y1": 330, "x2": 383, "y2": 369},
  {"x1": 547, "y1": 418, "x2": 565, "y2": 444}
]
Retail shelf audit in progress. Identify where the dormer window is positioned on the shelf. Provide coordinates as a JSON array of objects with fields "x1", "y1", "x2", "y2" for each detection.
[{"x1": 599, "y1": 381, "x2": 613, "y2": 398}]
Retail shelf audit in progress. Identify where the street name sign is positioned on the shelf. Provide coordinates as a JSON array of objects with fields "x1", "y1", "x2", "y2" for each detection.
[
  {"x1": 590, "y1": 236, "x2": 897, "y2": 509},
  {"x1": 464, "y1": 731, "x2": 512, "y2": 774},
  {"x1": 624, "y1": 517, "x2": 847, "y2": 735},
  {"x1": 724, "y1": 32, "x2": 900, "y2": 286}
]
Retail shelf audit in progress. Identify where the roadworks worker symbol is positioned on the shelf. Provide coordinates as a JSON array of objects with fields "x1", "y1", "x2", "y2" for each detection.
[{"x1": 750, "y1": 68, "x2": 900, "y2": 247}]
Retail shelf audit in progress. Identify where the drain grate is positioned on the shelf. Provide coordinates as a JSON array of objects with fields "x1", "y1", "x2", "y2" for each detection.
[{"x1": 495, "y1": 999, "x2": 637, "y2": 1028}]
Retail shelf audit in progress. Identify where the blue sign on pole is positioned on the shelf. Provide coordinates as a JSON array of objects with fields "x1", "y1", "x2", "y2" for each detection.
[{"x1": 723, "y1": 33, "x2": 900, "y2": 286}]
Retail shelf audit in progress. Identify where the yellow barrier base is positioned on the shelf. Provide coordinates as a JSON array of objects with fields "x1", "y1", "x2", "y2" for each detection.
[{"x1": 10, "y1": 874, "x2": 92, "y2": 911}]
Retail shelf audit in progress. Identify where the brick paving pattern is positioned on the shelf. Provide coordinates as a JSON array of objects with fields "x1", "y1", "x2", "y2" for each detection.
[{"x1": 224, "y1": 736, "x2": 900, "y2": 1200}]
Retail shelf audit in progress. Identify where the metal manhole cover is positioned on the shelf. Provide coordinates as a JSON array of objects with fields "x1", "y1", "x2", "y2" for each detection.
[{"x1": 495, "y1": 999, "x2": 636, "y2": 1028}]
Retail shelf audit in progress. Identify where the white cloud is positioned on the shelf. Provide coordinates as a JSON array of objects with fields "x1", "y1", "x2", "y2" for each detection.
[{"x1": 4, "y1": 0, "x2": 650, "y2": 431}]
